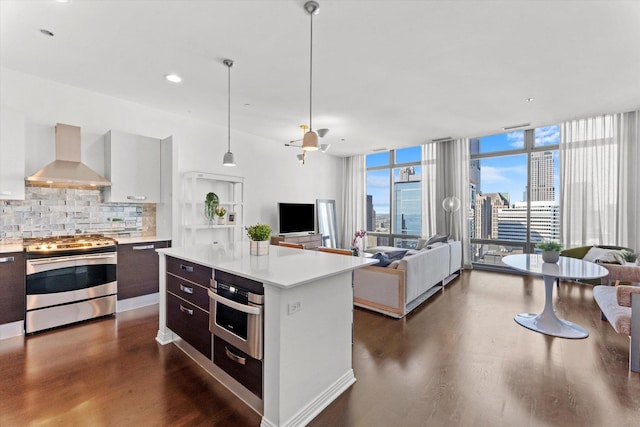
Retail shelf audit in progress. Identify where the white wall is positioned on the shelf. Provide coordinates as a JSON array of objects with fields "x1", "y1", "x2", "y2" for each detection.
[{"x1": 0, "y1": 67, "x2": 344, "y2": 244}]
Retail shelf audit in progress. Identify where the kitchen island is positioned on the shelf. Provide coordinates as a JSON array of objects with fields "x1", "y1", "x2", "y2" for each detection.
[{"x1": 156, "y1": 242, "x2": 376, "y2": 427}]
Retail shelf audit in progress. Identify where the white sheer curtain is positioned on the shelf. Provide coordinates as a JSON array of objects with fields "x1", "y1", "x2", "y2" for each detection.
[
  {"x1": 421, "y1": 141, "x2": 438, "y2": 238},
  {"x1": 560, "y1": 110, "x2": 639, "y2": 250},
  {"x1": 422, "y1": 138, "x2": 472, "y2": 267},
  {"x1": 341, "y1": 154, "x2": 366, "y2": 249}
]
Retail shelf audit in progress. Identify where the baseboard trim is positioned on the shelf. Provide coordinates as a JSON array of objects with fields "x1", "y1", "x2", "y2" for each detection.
[
  {"x1": 261, "y1": 369, "x2": 356, "y2": 427},
  {"x1": 117, "y1": 293, "x2": 159, "y2": 313},
  {"x1": 0, "y1": 321, "x2": 24, "y2": 341}
]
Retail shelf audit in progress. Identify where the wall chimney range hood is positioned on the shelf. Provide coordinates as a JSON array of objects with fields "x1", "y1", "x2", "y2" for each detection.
[{"x1": 26, "y1": 123, "x2": 111, "y2": 187}]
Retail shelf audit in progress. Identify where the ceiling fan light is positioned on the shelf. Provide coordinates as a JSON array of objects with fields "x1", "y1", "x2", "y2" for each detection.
[
  {"x1": 223, "y1": 151, "x2": 236, "y2": 166},
  {"x1": 302, "y1": 130, "x2": 319, "y2": 151}
]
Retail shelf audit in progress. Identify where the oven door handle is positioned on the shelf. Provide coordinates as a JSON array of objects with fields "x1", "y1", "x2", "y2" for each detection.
[
  {"x1": 207, "y1": 289, "x2": 262, "y2": 315},
  {"x1": 27, "y1": 253, "x2": 117, "y2": 265}
]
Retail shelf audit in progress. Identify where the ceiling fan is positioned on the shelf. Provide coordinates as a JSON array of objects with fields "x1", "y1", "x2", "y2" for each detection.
[{"x1": 285, "y1": 126, "x2": 331, "y2": 163}]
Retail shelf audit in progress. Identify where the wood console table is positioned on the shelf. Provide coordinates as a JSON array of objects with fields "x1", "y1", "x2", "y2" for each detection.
[{"x1": 270, "y1": 234, "x2": 322, "y2": 250}]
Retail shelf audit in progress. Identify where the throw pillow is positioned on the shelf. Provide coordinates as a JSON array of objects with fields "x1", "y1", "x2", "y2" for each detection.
[
  {"x1": 370, "y1": 249, "x2": 409, "y2": 267},
  {"x1": 415, "y1": 238, "x2": 429, "y2": 250},
  {"x1": 385, "y1": 249, "x2": 408, "y2": 262},
  {"x1": 426, "y1": 234, "x2": 449, "y2": 246},
  {"x1": 583, "y1": 247, "x2": 624, "y2": 264},
  {"x1": 370, "y1": 252, "x2": 391, "y2": 267}
]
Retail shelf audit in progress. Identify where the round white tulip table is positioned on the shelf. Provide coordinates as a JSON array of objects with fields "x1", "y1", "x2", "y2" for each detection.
[{"x1": 502, "y1": 254, "x2": 608, "y2": 339}]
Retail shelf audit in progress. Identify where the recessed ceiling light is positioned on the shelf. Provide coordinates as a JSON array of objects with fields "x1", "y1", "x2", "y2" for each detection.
[
  {"x1": 525, "y1": 98, "x2": 535, "y2": 102},
  {"x1": 40, "y1": 29, "x2": 54, "y2": 37},
  {"x1": 164, "y1": 74, "x2": 182, "y2": 83},
  {"x1": 55, "y1": 0, "x2": 70, "y2": 3}
]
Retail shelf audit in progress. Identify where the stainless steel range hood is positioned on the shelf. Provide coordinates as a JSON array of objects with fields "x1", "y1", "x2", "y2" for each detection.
[{"x1": 26, "y1": 123, "x2": 111, "y2": 187}]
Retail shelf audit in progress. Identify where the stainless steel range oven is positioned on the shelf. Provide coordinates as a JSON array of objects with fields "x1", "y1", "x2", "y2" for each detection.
[{"x1": 24, "y1": 235, "x2": 117, "y2": 333}]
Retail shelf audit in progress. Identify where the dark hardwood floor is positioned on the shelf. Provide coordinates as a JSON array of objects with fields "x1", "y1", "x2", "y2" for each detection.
[{"x1": 1, "y1": 270, "x2": 638, "y2": 426}]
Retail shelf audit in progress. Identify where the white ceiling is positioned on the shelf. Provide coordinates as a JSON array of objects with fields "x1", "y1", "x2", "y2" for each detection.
[{"x1": 1, "y1": 0, "x2": 639, "y2": 156}]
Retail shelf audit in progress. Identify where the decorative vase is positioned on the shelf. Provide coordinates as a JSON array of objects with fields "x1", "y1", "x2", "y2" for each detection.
[
  {"x1": 542, "y1": 250, "x2": 560, "y2": 263},
  {"x1": 250, "y1": 240, "x2": 269, "y2": 256}
]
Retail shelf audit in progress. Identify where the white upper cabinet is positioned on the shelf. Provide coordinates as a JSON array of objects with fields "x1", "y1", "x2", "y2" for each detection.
[
  {"x1": 104, "y1": 130, "x2": 161, "y2": 203},
  {"x1": 0, "y1": 108, "x2": 26, "y2": 200}
]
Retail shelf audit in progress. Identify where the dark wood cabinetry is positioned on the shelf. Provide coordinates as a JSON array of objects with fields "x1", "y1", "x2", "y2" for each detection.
[
  {"x1": 117, "y1": 240, "x2": 170, "y2": 300},
  {"x1": 166, "y1": 256, "x2": 212, "y2": 358},
  {"x1": 0, "y1": 251, "x2": 26, "y2": 325}
]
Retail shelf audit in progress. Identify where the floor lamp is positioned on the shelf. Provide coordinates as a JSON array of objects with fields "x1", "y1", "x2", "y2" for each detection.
[{"x1": 442, "y1": 196, "x2": 461, "y2": 237}]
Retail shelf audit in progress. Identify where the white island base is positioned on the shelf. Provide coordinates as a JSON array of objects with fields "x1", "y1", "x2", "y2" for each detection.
[{"x1": 155, "y1": 243, "x2": 376, "y2": 426}]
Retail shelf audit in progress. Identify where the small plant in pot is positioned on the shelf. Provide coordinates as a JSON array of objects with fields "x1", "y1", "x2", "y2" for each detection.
[
  {"x1": 246, "y1": 223, "x2": 272, "y2": 256},
  {"x1": 214, "y1": 206, "x2": 227, "y2": 225},
  {"x1": 204, "y1": 192, "x2": 219, "y2": 227},
  {"x1": 536, "y1": 241, "x2": 562, "y2": 263}
]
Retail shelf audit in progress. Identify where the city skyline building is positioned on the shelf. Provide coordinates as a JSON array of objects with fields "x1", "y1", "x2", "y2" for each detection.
[{"x1": 530, "y1": 150, "x2": 555, "y2": 202}]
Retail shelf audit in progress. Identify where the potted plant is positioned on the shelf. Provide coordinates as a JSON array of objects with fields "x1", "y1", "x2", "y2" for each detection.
[
  {"x1": 215, "y1": 206, "x2": 227, "y2": 225},
  {"x1": 621, "y1": 250, "x2": 639, "y2": 266},
  {"x1": 246, "y1": 223, "x2": 272, "y2": 256},
  {"x1": 536, "y1": 240, "x2": 562, "y2": 263},
  {"x1": 204, "y1": 192, "x2": 219, "y2": 227}
]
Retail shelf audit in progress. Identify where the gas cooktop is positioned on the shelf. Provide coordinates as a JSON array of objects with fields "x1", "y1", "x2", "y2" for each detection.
[{"x1": 24, "y1": 234, "x2": 117, "y2": 252}]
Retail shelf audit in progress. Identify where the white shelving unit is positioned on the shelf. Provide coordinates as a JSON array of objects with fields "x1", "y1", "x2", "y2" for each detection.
[{"x1": 181, "y1": 171, "x2": 244, "y2": 246}]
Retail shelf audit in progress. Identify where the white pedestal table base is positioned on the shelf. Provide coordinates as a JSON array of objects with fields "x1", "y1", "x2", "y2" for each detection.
[{"x1": 513, "y1": 274, "x2": 589, "y2": 339}]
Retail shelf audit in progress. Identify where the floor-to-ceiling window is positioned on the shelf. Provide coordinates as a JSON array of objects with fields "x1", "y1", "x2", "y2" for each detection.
[
  {"x1": 366, "y1": 146, "x2": 422, "y2": 249},
  {"x1": 470, "y1": 126, "x2": 560, "y2": 267}
]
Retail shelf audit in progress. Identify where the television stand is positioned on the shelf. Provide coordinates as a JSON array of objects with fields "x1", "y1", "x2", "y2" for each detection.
[{"x1": 270, "y1": 233, "x2": 322, "y2": 250}]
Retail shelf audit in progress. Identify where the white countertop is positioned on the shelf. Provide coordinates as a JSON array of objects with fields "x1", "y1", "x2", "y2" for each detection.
[
  {"x1": 503, "y1": 254, "x2": 609, "y2": 279},
  {"x1": 116, "y1": 236, "x2": 171, "y2": 245},
  {"x1": 158, "y1": 242, "x2": 377, "y2": 288},
  {"x1": 0, "y1": 241, "x2": 23, "y2": 254}
]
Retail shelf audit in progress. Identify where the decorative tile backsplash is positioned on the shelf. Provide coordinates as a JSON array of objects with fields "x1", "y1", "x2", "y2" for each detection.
[{"x1": 0, "y1": 186, "x2": 155, "y2": 239}]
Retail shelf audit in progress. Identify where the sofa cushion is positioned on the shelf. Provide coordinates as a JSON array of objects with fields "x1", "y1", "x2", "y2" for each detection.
[
  {"x1": 583, "y1": 247, "x2": 624, "y2": 264},
  {"x1": 426, "y1": 234, "x2": 449, "y2": 246},
  {"x1": 370, "y1": 249, "x2": 408, "y2": 267}
]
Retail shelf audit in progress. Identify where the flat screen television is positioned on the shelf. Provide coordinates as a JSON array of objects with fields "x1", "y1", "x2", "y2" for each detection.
[{"x1": 278, "y1": 203, "x2": 315, "y2": 234}]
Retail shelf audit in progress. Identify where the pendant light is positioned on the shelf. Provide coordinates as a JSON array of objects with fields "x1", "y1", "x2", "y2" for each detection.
[
  {"x1": 302, "y1": 1, "x2": 320, "y2": 151},
  {"x1": 222, "y1": 59, "x2": 236, "y2": 166}
]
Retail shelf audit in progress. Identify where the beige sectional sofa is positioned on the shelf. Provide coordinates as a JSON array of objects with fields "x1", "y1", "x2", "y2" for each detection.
[{"x1": 353, "y1": 241, "x2": 462, "y2": 318}]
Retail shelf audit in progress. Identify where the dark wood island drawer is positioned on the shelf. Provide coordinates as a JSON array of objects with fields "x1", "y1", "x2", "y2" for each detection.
[
  {"x1": 166, "y1": 256, "x2": 212, "y2": 286},
  {"x1": 213, "y1": 335, "x2": 263, "y2": 398},
  {"x1": 166, "y1": 293, "x2": 211, "y2": 358},
  {"x1": 166, "y1": 273, "x2": 209, "y2": 311}
]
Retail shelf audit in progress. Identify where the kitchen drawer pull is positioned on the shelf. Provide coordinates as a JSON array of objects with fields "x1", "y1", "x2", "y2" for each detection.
[
  {"x1": 132, "y1": 244, "x2": 154, "y2": 250},
  {"x1": 179, "y1": 284, "x2": 193, "y2": 294},
  {"x1": 126, "y1": 195, "x2": 147, "y2": 200},
  {"x1": 0, "y1": 256, "x2": 15, "y2": 263},
  {"x1": 225, "y1": 346, "x2": 246, "y2": 365},
  {"x1": 179, "y1": 305, "x2": 193, "y2": 316},
  {"x1": 180, "y1": 264, "x2": 194, "y2": 272},
  {"x1": 0, "y1": 191, "x2": 11, "y2": 196},
  {"x1": 208, "y1": 289, "x2": 262, "y2": 315}
]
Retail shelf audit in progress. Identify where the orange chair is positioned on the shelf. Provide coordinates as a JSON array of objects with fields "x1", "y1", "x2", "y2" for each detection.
[
  {"x1": 318, "y1": 247, "x2": 353, "y2": 256},
  {"x1": 279, "y1": 241, "x2": 304, "y2": 249}
]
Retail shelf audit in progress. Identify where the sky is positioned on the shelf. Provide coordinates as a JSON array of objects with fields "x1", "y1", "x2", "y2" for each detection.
[
  {"x1": 366, "y1": 125, "x2": 561, "y2": 215},
  {"x1": 477, "y1": 125, "x2": 560, "y2": 203}
]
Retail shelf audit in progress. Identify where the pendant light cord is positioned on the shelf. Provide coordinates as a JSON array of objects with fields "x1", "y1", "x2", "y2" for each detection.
[
  {"x1": 227, "y1": 62, "x2": 231, "y2": 152},
  {"x1": 309, "y1": 11, "x2": 313, "y2": 132}
]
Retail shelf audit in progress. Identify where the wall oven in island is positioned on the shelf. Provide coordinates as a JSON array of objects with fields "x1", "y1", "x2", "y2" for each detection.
[
  {"x1": 209, "y1": 269, "x2": 264, "y2": 398},
  {"x1": 24, "y1": 235, "x2": 117, "y2": 333}
]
